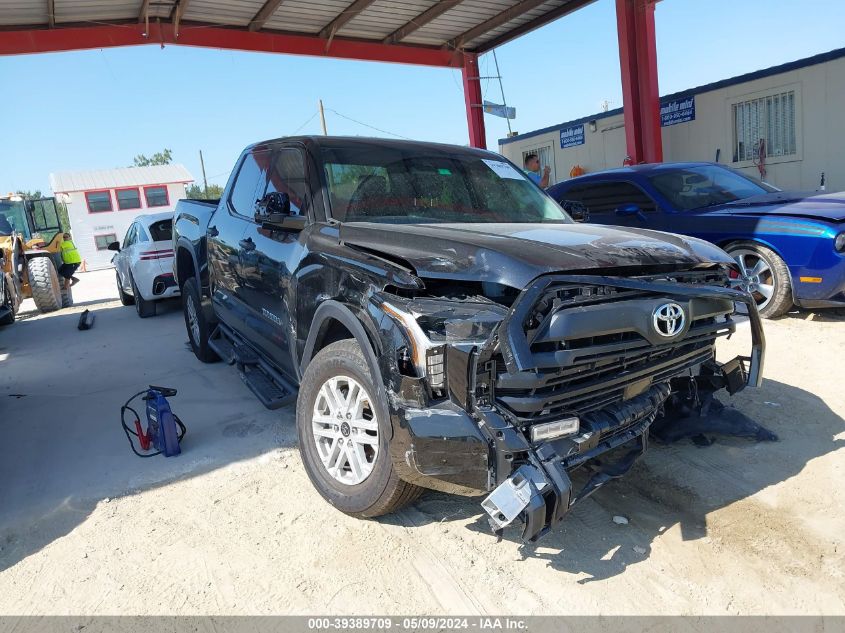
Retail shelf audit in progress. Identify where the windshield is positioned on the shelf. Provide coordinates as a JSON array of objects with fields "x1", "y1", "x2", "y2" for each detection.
[
  {"x1": 0, "y1": 200, "x2": 31, "y2": 239},
  {"x1": 321, "y1": 146, "x2": 570, "y2": 224},
  {"x1": 648, "y1": 165, "x2": 778, "y2": 211}
]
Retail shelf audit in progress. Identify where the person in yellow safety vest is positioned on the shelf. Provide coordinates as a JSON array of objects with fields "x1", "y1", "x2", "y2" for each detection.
[{"x1": 58, "y1": 232, "x2": 82, "y2": 290}]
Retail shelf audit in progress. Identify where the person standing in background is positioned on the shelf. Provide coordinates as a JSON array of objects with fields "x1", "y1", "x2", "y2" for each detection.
[
  {"x1": 58, "y1": 232, "x2": 82, "y2": 290},
  {"x1": 523, "y1": 154, "x2": 551, "y2": 188}
]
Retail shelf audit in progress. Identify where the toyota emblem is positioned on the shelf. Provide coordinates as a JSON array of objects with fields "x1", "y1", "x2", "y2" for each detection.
[{"x1": 653, "y1": 302, "x2": 685, "y2": 337}]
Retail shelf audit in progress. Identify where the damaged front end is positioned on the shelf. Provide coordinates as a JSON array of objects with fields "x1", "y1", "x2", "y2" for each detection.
[{"x1": 378, "y1": 270, "x2": 765, "y2": 542}]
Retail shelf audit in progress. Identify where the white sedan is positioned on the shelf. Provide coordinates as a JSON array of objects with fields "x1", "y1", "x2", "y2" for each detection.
[{"x1": 109, "y1": 212, "x2": 179, "y2": 318}]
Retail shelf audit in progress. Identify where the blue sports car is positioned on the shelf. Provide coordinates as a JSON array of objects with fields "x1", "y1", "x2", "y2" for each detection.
[{"x1": 547, "y1": 162, "x2": 845, "y2": 318}]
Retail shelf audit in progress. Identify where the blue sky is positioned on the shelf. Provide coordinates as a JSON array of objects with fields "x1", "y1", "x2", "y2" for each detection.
[{"x1": 1, "y1": 0, "x2": 843, "y2": 193}]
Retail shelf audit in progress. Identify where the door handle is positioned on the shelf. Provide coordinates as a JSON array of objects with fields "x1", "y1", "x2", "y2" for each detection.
[{"x1": 239, "y1": 237, "x2": 256, "y2": 251}]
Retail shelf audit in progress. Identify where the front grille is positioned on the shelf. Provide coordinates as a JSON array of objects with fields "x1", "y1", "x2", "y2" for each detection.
[{"x1": 495, "y1": 271, "x2": 736, "y2": 424}]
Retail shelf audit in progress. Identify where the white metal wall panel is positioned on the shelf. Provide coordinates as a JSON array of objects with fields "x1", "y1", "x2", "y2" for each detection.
[
  {"x1": 336, "y1": 0, "x2": 435, "y2": 40},
  {"x1": 183, "y1": 0, "x2": 267, "y2": 27},
  {"x1": 402, "y1": 0, "x2": 516, "y2": 46},
  {"x1": 263, "y1": 0, "x2": 349, "y2": 34},
  {"x1": 0, "y1": 0, "x2": 46, "y2": 25},
  {"x1": 54, "y1": 0, "x2": 141, "y2": 23}
]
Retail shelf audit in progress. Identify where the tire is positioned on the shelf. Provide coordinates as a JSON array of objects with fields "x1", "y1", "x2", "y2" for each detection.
[
  {"x1": 26, "y1": 257, "x2": 61, "y2": 313},
  {"x1": 116, "y1": 272, "x2": 134, "y2": 306},
  {"x1": 0, "y1": 284, "x2": 14, "y2": 326},
  {"x1": 181, "y1": 277, "x2": 218, "y2": 363},
  {"x1": 296, "y1": 339, "x2": 423, "y2": 518},
  {"x1": 131, "y1": 274, "x2": 156, "y2": 318},
  {"x1": 61, "y1": 285, "x2": 73, "y2": 309},
  {"x1": 726, "y1": 241, "x2": 793, "y2": 319}
]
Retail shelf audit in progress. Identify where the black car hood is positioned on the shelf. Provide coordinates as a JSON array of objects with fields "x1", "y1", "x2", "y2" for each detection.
[
  {"x1": 720, "y1": 191, "x2": 845, "y2": 222},
  {"x1": 340, "y1": 222, "x2": 733, "y2": 289}
]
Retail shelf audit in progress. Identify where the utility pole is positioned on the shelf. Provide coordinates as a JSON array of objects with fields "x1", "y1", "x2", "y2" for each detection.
[
  {"x1": 318, "y1": 99, "x2": 328, "y2": 136},
  {"x1": 199, "y1": 150, "x2": 209, "y2": 197},
  {"x1": 491, "y1": 49, "x2": 512, "y2": 136}
]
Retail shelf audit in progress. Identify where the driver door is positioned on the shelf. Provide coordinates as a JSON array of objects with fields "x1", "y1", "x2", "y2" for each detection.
[{"x1": 238, "y1": 146, "x2": 310, "y2": 377}]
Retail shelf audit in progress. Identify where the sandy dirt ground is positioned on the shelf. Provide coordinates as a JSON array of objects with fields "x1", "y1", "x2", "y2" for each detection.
[{"x1": 0, "y1": 269, "x2": 843, "y2": 615}]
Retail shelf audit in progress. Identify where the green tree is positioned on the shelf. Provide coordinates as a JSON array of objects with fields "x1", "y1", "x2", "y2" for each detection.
[
  {"x1": 186, "y1": 183, "x2": 224, "y2": 199},
  {"x1": 133, "y1": 149, "x2": 173, "y2": 167}
]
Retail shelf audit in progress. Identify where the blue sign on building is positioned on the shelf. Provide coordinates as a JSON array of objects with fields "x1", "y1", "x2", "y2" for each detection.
[
  {"x1": 661, "y1": 96, "x2": 695, "y2": 127},
  {"x1": 560, "y1": 124, "x2": 585, "y2": 148}
]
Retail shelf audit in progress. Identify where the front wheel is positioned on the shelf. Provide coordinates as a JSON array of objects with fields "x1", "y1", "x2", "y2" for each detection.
[
  {"x1": 26, "y1": 257, "x2": 61, "y2": 313},
  {"x1": 726, "y1": 242, "x2": 793, "y2": 318},
  {"x1": 296, "y1": 339, "x2": 423, "y2": 518}
]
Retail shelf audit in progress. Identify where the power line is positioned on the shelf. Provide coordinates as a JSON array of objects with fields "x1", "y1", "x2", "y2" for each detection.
[
  {"x1": 291, "y1": 111, "x2": 319, "y2": 135},
  {"x1": 325, "y1": 108, "x2": 413, "y2": 140}
]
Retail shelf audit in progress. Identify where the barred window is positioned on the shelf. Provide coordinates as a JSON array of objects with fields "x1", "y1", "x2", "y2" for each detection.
[
  {"x1": 521, "y1": 146, "x2": 554, "y2": 183},
  {"x1": 732, "y1": 91, "x2": 796, "y2": 162}
]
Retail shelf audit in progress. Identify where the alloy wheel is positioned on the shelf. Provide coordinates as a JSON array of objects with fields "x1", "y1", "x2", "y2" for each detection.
[
  {"x1": 186, "y1": 293, "x2": 201, "y2": 345},
  {"x1": 311, "y1": 375, "x2": 379, "y2": 486},
  {"x1": 729, "y1": 248, "x2": 776, "y2": 311}
]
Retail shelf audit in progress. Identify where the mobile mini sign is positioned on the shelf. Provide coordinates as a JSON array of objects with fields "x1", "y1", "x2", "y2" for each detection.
[
  {"x1": 661, "y1": 96, "x2": 695, "y2": 127},
  {"x1": 560, "y1": 124, "x2": 585, "y2": 148}
]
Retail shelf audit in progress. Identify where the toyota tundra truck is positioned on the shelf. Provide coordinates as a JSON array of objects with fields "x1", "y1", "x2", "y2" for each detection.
[{"x1": 172, "y1": 136, "x2": 764, "y2": 542}]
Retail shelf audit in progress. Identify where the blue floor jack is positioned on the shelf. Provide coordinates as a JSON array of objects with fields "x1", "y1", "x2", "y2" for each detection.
[{"x1": 121, "y1": 386, "x2": 186, "y2": 458}]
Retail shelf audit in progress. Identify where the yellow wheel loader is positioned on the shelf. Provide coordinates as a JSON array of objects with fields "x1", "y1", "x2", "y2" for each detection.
[{"x1": 0, "y1": 195, "x2": 72, "y2": 326}]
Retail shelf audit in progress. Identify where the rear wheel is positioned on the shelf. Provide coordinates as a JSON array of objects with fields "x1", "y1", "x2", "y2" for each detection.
[
  {"x1": 297, "y1": 339, "x2": 423, "y2": 518},
  {"x1": 26, "y1": 257, "x2": 61, "y2": 313},
  {"x1": 131, "y1": 274, "x2": 156, "y2": 318},
  {"x1": 182, "y1": 276, "x2": 218, "y2": 363},
  {"x1": 116, "y1": 272, "x2": 134, "y2": 306},
  {"x1": 726, "y1": 242, "x2": 792, "y2": 318}
]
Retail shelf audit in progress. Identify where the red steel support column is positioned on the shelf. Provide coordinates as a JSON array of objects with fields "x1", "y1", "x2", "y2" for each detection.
[
  {"x1": 461, "y1": 52, "x2": 487, "y2": 148},
  {"x1": 615, "y1": 0, "x2": 663, "y2": 163}
]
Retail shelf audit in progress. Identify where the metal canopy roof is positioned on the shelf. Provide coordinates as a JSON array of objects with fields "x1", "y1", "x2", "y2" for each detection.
[{"x1": 0, "y1": 0, "x2": 593, "y2": 56}]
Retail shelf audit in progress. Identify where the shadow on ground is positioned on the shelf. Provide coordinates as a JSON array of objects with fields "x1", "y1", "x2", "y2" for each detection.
[
  {"x1": 0, "y1": 298, "x2": 295, "y2": 573},
  {"x1": 400, "y1": 377, "x2": 844, "y2": 583}
]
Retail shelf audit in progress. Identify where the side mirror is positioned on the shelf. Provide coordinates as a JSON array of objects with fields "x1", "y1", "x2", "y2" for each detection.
[
  {"x1": 107, "y1": 241, "x2": 121, "y2": 251},
  {"x1": 255, "y1": 192, "x2": 305, "y2": 231},
  {"x1": 615, "y1": 203, "x2": 642, "y2": 216},
  {"x1": 255, "y1": 191, "x2": 291, "y2": 220}
]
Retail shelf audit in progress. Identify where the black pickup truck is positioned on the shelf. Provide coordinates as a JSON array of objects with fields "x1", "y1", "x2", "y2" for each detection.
[{"x1": 173, "y1": 136, "x2": 764, "y2": 542}]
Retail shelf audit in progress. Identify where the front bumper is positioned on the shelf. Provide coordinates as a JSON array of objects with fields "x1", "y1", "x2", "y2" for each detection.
[{"x1": 388, "y1": 276, "x2": 765, "y2": 542}]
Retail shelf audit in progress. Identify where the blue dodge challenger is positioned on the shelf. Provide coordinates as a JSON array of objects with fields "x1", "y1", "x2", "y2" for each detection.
[{"x1": 547, "y1": 162, "x2": 845, "y2": 318}]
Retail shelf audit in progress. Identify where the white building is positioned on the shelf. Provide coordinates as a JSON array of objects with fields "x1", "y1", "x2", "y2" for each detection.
[
  {"x1": 499, "y1": 47, "x2": 845, "y2": 193},
  {"x1": 49, "y1": 164, "x2": 193, "y2": 270}
]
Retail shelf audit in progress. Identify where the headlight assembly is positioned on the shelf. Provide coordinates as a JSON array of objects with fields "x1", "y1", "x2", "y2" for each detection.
[{"x1": 381, "y1": 299, "x2": 506, "y2": 387}]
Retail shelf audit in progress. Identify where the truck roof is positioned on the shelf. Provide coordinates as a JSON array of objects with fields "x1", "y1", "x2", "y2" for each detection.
[{"x1": 244, "y1": 135, "x2": 504, "y2": 159}]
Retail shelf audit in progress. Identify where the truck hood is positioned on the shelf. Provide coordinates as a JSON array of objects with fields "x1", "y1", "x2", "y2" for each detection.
[
  {"x1": 340, "y1": 222, "x2": 733, "y2": 289},
  {"x1": 721, "y1": 191, "x2": 845, "y2": 222}
]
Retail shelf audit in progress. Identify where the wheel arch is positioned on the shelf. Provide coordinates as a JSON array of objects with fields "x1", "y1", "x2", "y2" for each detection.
[
  {"x1": 300, "y1": 300, "x2": 383, "y2": 390},
  {"x1": 174, "y1": 238, "x2": 200, "y2": 290}
]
